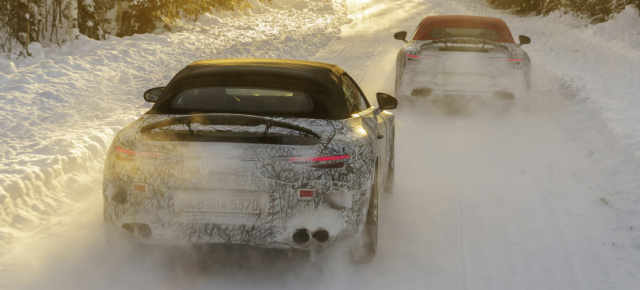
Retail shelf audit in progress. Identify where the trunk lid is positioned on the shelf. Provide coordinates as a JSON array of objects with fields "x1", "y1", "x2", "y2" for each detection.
[{"x1": 131, "y1": 114, "x2": 338, "y2": 190}]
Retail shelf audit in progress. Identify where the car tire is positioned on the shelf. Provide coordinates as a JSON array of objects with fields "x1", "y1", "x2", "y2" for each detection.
[
  {"x1": 351, "y1": 170, "x2": 379, "y2": 263},
  {"x1": 395, "y1": 64, "x2": 406, "y2": 97},
  {"x1": 385, "y1": 139, "x2": 395, "y2": 195}
]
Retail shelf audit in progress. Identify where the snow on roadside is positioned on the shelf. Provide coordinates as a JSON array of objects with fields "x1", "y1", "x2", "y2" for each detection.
[
  {"x1": 519, "y1": 5, "x2": 640, "y2": 238},
  {"x1": 0, "y1": 0, "x2": 349, "y2": 256}
]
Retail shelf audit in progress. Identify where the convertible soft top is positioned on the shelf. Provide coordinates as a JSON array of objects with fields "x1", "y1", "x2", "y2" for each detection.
[
  {"x1": 150, "y1": 58, "x2": 352, "y2": 119},
  {"x1": 163, "y1": 58, "x2": 344, "y2": 92},
  {"x1": 186, "y1": 58, "x2": 344, "y2": 80},
  {"x1": 412, "y1": 15, "x2": 515, "y2": 43}
]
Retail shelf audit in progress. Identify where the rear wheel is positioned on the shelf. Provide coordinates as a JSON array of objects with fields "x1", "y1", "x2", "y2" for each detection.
[
  {"x1": 524, "y1": 67, "x2": 532, "y2": 91},
  {"x1": 351, "y1": 171, "x2": 379, "y2": 263},
  {"x1": 385, "y1": 139, "x2": 395, "y2": 195},
  {"x1": 395, "y1": 64, "x2": 408, "y2": 98}
]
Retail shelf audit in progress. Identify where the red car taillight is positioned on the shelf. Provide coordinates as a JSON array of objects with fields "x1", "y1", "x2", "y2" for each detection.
[
  {"x1": 114, "y1": 147, "x2": 162, "y2": 161},
  {"x1": 288, "y1": 155, "x2": 351, "y2": 169},
  {"x1": 406, "y1": 54, "x2": 437, "y2": 61},
  {"x1": 494, "y1": 58, "x2": 523, "y2": 68}
]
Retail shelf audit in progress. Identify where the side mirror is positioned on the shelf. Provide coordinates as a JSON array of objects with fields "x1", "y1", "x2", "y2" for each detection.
[
  {"x1": 519, "y1": 35, "x2": 531, "y2": 45},
  {"x1": 143, "y1": 87, "x2": 164, "y2": 103},
  {"x1": 394, "y1": 31, "x2": 408, "y2": 43},
  {"x1": 376, "y1": 92, "x2": 398, "y2": 110}
]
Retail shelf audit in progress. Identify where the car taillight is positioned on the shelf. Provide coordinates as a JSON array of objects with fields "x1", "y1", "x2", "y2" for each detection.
[
  {"x1": 495, "y1": 58, "x2": 523, "y2": 67},
  {"x1": 406, "y1": 54, "x2": 436, "y2": 61},
  {"x1": 289, "y1": 155, "x2": 350, "y2": 162},
  {"x1": 114, "y1": 147, "x2": 161, "y2": 161},
  {"x1": 288, "y1": 155, "x2": 350, "y2": 169}
]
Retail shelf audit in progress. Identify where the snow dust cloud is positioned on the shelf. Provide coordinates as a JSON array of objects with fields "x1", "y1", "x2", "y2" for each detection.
[{"x1": 0, "y1": 53, "x2": 611, "y2": 290}]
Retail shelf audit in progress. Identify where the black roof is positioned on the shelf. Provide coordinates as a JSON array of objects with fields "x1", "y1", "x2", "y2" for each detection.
[
  {"x1": 187, "y1": 58, "x2": 345, "y2": 75},
  {"x1": 149, "y1": 59, "x2": 352, "y2": 119},
  {"x1": 166, "y1": 58, "x2": 346, "y2": 90}
]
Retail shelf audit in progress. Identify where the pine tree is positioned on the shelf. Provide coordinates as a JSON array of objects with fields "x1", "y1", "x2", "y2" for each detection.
[
  {"x1": 79, "y1": 0, "x2": 98, "y2": 39},
  {"x1": 486, "y1": 0, "x2": 639, "y2": 20},
  {"x1": 12, "y1": 0, "x2": 43, "y2": 56}
]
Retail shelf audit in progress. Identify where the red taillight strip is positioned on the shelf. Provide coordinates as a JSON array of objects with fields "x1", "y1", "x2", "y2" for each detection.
[
  {"x1": 289, "y1": 155, "x2": 351, "y2": 162},
  {"x1": 115, "y1": 147, "x2": 161, "y2": 157},
  {"x1": 406, "y1": 54, "x2": 420, "y2": 58}
]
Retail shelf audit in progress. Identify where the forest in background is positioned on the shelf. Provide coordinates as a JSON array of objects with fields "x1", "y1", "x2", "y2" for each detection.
[
  {"x1": 486, "y1": 0, "x2": 640, "y2": 23},
  {"x1": 1, "y1": 0, "x2": 639, "y2": 58},
  {"x1": 0, "y1": 0, "x2": 270, "y2": 57}
]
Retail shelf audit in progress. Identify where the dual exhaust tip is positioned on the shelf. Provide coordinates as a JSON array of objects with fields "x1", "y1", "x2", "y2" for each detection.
[
  {"x1": 121, "y1": 223, "x2": 329, "y2": 244},
  {"x1": 292, "y1": 228, "x2": 329, "y2": 244},
  {"x1": 122, "y1": 223, "x2": 152, "y2": 239},
  {"x1": 410, "y1": 88, "x2": 516, "y2": 100}
]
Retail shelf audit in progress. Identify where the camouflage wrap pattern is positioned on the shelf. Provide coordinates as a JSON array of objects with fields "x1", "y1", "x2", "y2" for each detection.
[
  {"x1": 103, "y1": 110, "x2": 394, "y2": 250},
  {"x1": 395, "y1": 38, "x2": 532, "y2": 97}
]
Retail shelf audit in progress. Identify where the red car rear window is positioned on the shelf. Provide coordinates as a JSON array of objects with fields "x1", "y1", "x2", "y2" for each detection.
[{"x1": 412, "y1": 15, "x2": 515, "y2": 43}]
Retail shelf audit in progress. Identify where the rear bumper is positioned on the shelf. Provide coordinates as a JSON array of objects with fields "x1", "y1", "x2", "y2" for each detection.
[
  {"x1": 103, "y1": 179, "x2": 369, "y2": 250},
  {"x1": 409, "y1": 86, "x2": 516, "y2": 100},
  {"x1": 396, "y1": 66, "x2": 529, "y2": 99}
]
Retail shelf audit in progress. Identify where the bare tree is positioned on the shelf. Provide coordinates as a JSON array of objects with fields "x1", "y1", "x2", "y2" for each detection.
[{"x1": 66, "y1": 0, "x2": 79, "y2": 40}]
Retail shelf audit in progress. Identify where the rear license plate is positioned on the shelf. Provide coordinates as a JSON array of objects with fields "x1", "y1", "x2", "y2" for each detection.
[
  {"x1": 174, "y1": 190, "x2": 268, "y2": 214},
  {"x1": 436, "y1": 73, "x2": 492, "y2": 86}
]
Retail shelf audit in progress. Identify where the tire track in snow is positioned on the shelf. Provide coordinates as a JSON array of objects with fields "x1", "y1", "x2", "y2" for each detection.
[{"x1": 455, "y1": 189, "x2": 468, "y2": 290}]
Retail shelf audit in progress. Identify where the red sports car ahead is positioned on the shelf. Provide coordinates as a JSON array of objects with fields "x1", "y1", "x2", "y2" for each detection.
[{"x1": 394, "y1": 15, "x2": 531, "y2": 101}]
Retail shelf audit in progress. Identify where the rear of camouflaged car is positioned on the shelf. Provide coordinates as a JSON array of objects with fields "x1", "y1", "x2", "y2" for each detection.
[
  {"x1": 395, "y1": 15, "x2": 531, "y2": 99},
  {"x1": 103, "y1": 59, "x2": 381, "y2": 257}
]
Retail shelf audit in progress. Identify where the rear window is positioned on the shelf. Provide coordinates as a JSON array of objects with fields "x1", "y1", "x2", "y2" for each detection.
[
  {"x1": 429, "y1": 27, "x2": 500, "y2": 41},
  {"x1": 152, "y1": 70, "x2": 351, "y2": 119},
  {"x1": 411, "y1": 16, "x2": 516, "y2": 43},
  {"x1": 172, "y1": 87, "x2": 313, "y2": 114}
]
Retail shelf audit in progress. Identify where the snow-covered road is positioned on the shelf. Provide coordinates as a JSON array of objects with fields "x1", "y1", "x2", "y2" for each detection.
[{"x1": 1, "y1": 0, "x2": 640, "y2": 289}]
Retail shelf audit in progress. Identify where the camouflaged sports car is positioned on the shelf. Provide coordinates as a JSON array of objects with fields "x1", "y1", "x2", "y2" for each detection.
[
  {"x1": 103, "y1": 59, "x2": 397, "y2": 262},
  {"x1": 394, "y1": 15, "x2": 531, "y2": 101}
]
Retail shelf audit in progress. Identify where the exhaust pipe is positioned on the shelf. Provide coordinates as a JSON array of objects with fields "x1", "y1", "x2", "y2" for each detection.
[
  {"x1": 312, "y1": 229, "x2": 330, "y2": 243},
  {"x1": 411, "y1": 88, "x2": 432, "y2": 98},
  {"x1": 136, "y1": 224, "x2": 152, "y2": 238},
  {"x1": 494, "y1": 90, "x2": 515, "y2": 100},
  {"x1": 121, "y1": 223, "x2": 152, "y2": 239},
  {"x1": 122, "y1": 223, "x2": 135, "y2": 234},
  {"x1": 292, "y1": 229, "x2": 311, "y2": 244}
]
